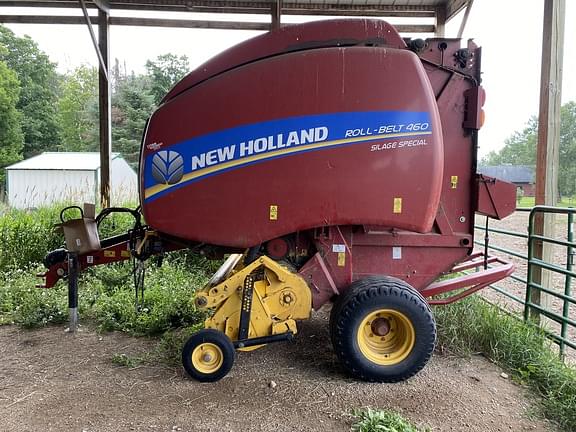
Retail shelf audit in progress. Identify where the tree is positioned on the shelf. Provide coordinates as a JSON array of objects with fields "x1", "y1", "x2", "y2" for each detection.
[
  {"x1": 111, "y1": 74, "x2": 155, "y2": 168},
  {"x1": 0, "y1": 26, "x2": 61, "y2": 158},
  {"x1": 558, "y1": 102, "x2": 576, "y2": 197},
  {"x1": 145, "y1": 53, "x2": 190, "y2": 105},
  {"x1": 482, "y1": 101, "x2": 576, "y2": 198},
  {"x1": 483, "y1": 117, "x2": 538, "y2": 166},
  {"x1": 58, "y1": 65, "x2": 98, "y2": 152},
  {"x1": 0, "y1": 47, "x2": 24, "y2": 190}
]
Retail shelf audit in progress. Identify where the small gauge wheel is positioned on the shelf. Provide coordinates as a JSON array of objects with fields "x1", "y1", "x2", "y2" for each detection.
[{"x1": 182, "y1": 329, "x2": 235, "y2": 382}]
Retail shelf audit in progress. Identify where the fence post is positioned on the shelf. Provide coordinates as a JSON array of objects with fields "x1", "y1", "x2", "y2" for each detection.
[
  {"x1": 561, "y1": 213, "x2": 575, "y2": 356},
  {"x1": 532, "y1": 0, "x2": 565, "y2": 324}
]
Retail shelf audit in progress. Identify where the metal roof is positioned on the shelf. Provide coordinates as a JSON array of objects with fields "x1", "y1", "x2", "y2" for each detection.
[
  {"x1": 0, "y1": 0, "x2": 471, "y2": 33},
  {"x1": 1, "y1": 0, "x2": 468, "y2": 18},
  {"x1": 478, "y1": 165, "x2": 536, "y2": 184},
  {"x1": 6, "y1": 152, "x2": 122, "y2": 171}
]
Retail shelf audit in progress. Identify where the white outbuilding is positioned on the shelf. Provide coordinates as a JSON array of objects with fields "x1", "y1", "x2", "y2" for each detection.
[{"x1": 5, "y1": 152, "x2": 138, "y2": 209}]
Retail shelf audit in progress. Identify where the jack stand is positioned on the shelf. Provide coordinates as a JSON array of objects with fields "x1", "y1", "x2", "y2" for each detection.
[{"x1": 66, "y1": 253, "x2": 79, "y2": 333}]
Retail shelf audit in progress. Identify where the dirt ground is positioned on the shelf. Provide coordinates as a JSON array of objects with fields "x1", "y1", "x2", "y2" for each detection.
[{"x1": 0, "y1": 309, "x2": 555, "y2": 432}]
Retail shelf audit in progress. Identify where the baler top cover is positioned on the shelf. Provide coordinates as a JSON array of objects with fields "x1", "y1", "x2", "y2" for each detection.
[{"x1": 140, "y1": 19, "x2": 444, "y2": 248}]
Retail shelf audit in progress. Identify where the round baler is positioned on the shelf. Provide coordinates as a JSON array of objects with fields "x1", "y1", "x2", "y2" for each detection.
[{"x1": 39, "y1": 19, "x2": 517, "y2": 383}]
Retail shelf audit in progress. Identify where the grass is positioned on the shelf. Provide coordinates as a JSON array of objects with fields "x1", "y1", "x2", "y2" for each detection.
[
  {"x1": 517, "y1": 196, "x2": 576, "y2": 208},
  {"x1": 0, "y1": 202, "x2": 218, "y2": 384},
  {"x1": 434, "y1": 296, "x2": 576, "y2": 431},
  {"x1": 0, "y1": 203, "x2": 215, "y2": 335},
  {"x1": 0, "y1": 259, "x2": 210, "y2": 334},
  {"x1": 0, "y1": 203, "x2": 140, "y2": 272},
  {"x1": 351, "y1": 408, "x2": 428, "y2": 432}
]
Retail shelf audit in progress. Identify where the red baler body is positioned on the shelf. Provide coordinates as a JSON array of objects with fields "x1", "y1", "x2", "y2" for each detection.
[
  {"x1": 137, "y1": 19, "x2": 515, "y2": 309},
  {"x1": 40, "y1": 20, "x2": 515, "y2": 311},
  {"x1": 141, "y1": 21, "x2": 444, "y2": 246}
]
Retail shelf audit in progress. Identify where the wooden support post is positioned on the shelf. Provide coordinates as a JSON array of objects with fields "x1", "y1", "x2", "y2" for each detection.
[
  {"x1": 435, "y1": 6, "x2": 446, "y2": 37},
  {"x1": 271, "y1": 0, "x2": 281, "y2": 31},
  {"x1": 457, "y1": 0, "x2": 474, "y2": 38},
  {"x1": 531, "y1": 0, "x2": 565, "y2": 323},
  {"x1": 98, "y1": 8, "x2": 111, "y2": 208}
]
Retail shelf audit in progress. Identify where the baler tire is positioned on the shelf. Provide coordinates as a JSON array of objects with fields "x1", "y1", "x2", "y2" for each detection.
[
  {"x1": 330, "y1": 277, "x2": 436, "y2": 383},
  {"x1": 182, "y1": 329, "x2": 235, "y2": 382},
  {"x1": 329, "y1": 276, "x2": 422, "y2": 347}
]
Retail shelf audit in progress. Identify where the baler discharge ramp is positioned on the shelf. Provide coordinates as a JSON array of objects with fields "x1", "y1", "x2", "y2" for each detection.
[{"x1": 38, "y1": 19, "x2": 517, "y2": 383}]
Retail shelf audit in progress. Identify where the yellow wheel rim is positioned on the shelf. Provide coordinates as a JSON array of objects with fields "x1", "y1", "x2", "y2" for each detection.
[
  {"x1": 356, "y1": 309, "x2": 415, "y2": 365},
  {"x1": 191, "y1": 343, "x2": 224, "y2": 374}
]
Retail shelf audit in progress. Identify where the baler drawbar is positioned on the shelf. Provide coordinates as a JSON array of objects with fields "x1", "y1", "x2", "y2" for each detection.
[{"x1": 39, "y1": 19, "x2": 516, "y2": 383}]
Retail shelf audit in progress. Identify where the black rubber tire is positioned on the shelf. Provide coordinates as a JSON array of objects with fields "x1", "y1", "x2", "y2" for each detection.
[
  {"x1": 329, "y1": 276, "x2": 406, "y2": 347},
  {"x1": 182, "y1": 329, "x2": 235, "y2": 382},
  {"x1": 330, "y1": 276, "x2": 436, "y2": 382}
]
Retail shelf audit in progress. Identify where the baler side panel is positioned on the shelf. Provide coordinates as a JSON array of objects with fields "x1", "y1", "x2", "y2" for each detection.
[
  {"x1": 342, "y1": 44, "x2": 485, "y2": 302},
  {"x1": 162, "y1": 19, "x2": 406, "y2": 103},
  {"x1": 142, "y1": 47, "x2": 443, "y2": 248}
]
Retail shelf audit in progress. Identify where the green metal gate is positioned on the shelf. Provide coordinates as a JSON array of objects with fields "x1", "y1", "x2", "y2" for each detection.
[{"x1": 475, "y1": 206, "x2": 575, "y2": 358}]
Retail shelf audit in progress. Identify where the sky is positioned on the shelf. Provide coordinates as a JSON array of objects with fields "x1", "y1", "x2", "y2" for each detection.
[{"x1": 3, "y1": 0, "x2": 575, "y2": 158}]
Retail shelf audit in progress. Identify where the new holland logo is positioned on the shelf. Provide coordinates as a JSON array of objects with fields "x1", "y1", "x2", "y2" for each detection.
[{"x1": 151, "y1": 150, "x2": 184, "y2": 185}]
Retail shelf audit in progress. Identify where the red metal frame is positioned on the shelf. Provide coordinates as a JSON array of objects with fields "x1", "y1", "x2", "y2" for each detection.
[
  {"x1": 37, "y1": 235, "x2": 185, "y2": 289},
  {"x1": 421, "y1": 252, "x2": 515, "y2": 305}
]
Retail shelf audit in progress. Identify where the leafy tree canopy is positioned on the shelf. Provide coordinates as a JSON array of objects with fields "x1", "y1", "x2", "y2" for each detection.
[
  {"x1": 0, "y1": 25, "x2": 61, "y2": 158},
  {"x1": 0, "y1": 45, "x2": 24, "y2": 188},
  {"x1": 482, "y1": 101, "x2": 576, "y2": 197},
  {"x1": 111, "y1": 74, "x2": 155, "y2": 168},
  {"x1": 145, "y1": 53, "x2": 190, "y2": 105},
  {"x1": 58, "y1": 65, "x2": 98, "y2": 152}
]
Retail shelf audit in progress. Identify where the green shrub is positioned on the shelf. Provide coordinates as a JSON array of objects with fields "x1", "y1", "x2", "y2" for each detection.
[
  {"x1": 85, "y1": 261, "x2": 207, "y2": 335},
  {"x1": 0, "y1": 256, "x2": 208, "y2": 335},
  {"x1": 351, "y1": 408, "x2": 428, "y2": 432},
  {"x1": 0, "y1": 267, "x2": 68, "y2": 327},
  {"x1": 0, "y1": 203, "x2": 140, "y2": 272},
  {"x1": 435, "y1": 296, "x2": 576, "y2": 430},
  {"x1": 0, "y1": 206, "x2": 64, "y2": 271}
]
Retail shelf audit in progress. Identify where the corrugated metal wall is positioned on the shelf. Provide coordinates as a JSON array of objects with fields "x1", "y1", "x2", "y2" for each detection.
[
  {"x1": 7, "y1": 170, "x2": 96, "y2": 209},
  {"x1": 7, "y1": 157, "x2": 138, "y2": 209},
  {"x1": 110, "y1": 158, "x2": 138, "y2": 205}
]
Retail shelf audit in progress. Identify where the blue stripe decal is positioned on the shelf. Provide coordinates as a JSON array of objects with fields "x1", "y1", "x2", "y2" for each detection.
[{"x1": 143, "y1": 111, "x2": 432, "y2": 202}]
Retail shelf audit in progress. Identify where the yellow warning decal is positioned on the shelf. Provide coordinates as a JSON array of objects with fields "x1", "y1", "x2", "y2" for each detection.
[
  {"x1": 393, "y1": 197, "x2": 402, "y2": 214},
  {"x1": 269, "y1": 205, "x2": 278, "y2": 221},
  {"x1": 121, "y1": 250, "x2": 131, "y2": 258},
  {"x1": 451, "y1": 175, "x2": 458, "y2": 189},
  {"x1": 337, "y1": 252, "x2": 346, "y2": 267},
  {"x1": 104, "y1": 250, "x2": 116, "y2": 258}
]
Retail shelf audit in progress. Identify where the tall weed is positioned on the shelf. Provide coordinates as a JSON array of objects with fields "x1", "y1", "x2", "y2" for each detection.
[
  {"x1": 0, "y1": 267, "x2": 67, "y2": 327},
  {"x1": 0, "y1": 203, "x2": 138, "y2": 271},
  {"x1": 0, "y1": 207, "x2": 63, "y2": 270},
  {"x1": 87, "y1": 262, "x2": 207, "y2": 335}
]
